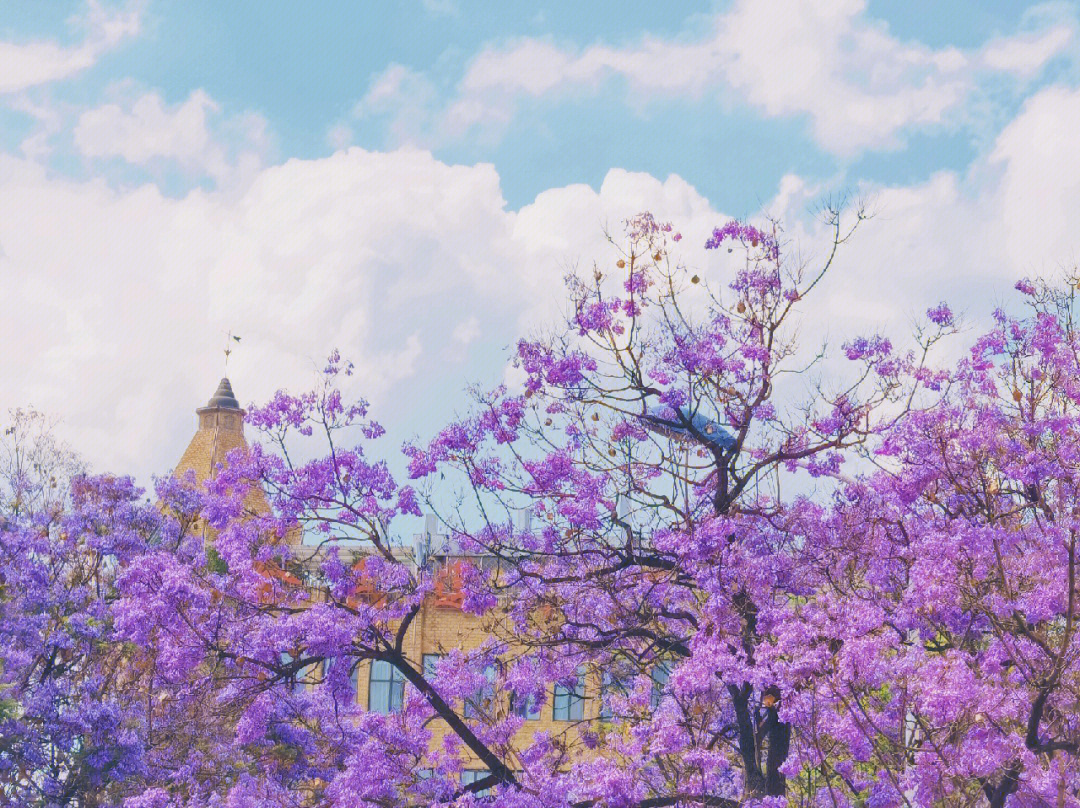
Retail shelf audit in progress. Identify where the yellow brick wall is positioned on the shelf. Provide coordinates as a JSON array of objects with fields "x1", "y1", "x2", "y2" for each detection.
[
  {"x1": 175, "y1": 399, "x2": 596, "y2": 776},
  {"x1": 343, "y1": 598, "x2": 598, "y2": 773},
  {"x1": 174, "y1": 406, "x2": 292, "y2": 542}
]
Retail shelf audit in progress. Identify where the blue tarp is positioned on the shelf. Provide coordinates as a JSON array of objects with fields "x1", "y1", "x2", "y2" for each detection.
[{"x1": 639, "y1": 405, "x2": 736, "y2": 451}]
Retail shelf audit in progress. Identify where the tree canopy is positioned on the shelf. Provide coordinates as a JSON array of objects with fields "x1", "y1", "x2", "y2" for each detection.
[{"x1": 3, "y1": 212, "x2": 1079, "y2": 807}]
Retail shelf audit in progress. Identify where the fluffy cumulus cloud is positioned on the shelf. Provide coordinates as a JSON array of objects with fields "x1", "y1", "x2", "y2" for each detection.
[
  {"x1": 989, "y1": 84, "x2": 1080, "y2": 270},
  {"x1": 361, "y1": 0, "x2": 1075, "y2": 154},
  {"x1": 5, "y1": 80, "x2": 1080, "y2": 480},
  {"x1": 73, "y1": 88, "x2": 272, "y2": 182},
  {"x1": 0, "y1": 148, "x2": 495, "y2": 478},
  {"x1": 0, "y1": 1, "x2": 141, "y2": 94},
  {"x1": 3, "y1": 0, "x2": 1080, "y2": 480},
  {"x1": 0, "y1": 139, "x2": 736, "y2": 480},
  {"x1": 769, "y1": 84, "x2": 1080, "y2": 361}
]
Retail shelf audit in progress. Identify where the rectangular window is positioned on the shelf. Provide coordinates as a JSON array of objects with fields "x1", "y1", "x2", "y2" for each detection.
[
  {"x1": 650, "y1": 661, "x2": 671, "y2": 710},
  {"x1": 281, "y1": 651, "x2": 315, "y2": 695},
  {"x1": 464, "y1": 664, "x2": 497, "y2": 719},
  {"x1": 461, "y1": 769, "x2": 491, "y2": 797},
  {"x1": 511, "y1": 690, "x2": 541, "y2": 720},
  {"x1": 552, "y1": 667, "x2": 586, "y2": 721},
  {"x1": 600, "y1": 665, "x2": 633, "y2": 720},
  {"x1": 422, "y1": 653, "x2": 442, "y2": 680},
  {"x1": 324, "y1": 657, "x2": 358, "y2": 704},
  {"x1": 368, "y1": 659, "x2": 406, "y2": 714}
]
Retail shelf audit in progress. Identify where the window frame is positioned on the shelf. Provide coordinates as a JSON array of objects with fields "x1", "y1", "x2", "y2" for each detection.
[
  {"x1": 461, "y1": 769, "x2": 491, "y2": 797},
  {"x1": 552, "y1": 667, "x2": 586, "y2": 721},
  {"x1": 464, "y1": 663, "x2": 497, "y2": 719},
  {"x1": 422, "y1": 653, "x2": 442, "y2": 680},
  {"x1": 650, "y1": 661, "x2": 671, "y2": 710},
  {"x1": 511, "y1": 689, "x2": 542, "y2": 721},
  {"x1": 368, "y1": 659, "x2": 406, "y2": 714},
  {"x1": 324, "y1": 656, "x2": 359, "y2": 704},
  {"x1": 599, "y1": 662, "x2": 634, "y2": 720},
  {"x1": 281, "y1": 651, "x2": 315, "y2": 695}
]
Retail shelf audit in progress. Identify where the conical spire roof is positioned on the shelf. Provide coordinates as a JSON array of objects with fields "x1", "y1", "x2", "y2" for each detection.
[
  {"x1": 176, "y1": 377, "x2": 249, "y2": 483},
  {"x1": 173, "y1": 374, "x2": 297, "y2": 544},
  {"x1": 206, "y1": 377, "x2": 240, "y2": 409}
]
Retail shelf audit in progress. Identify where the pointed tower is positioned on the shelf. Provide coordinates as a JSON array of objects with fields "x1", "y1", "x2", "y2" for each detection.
[
  {"x1": 175, "y1": 377, "x2": 252, "y2": 485},
  {"x1": 174, "y1": 377, "x2": 301, "y2": 545}
]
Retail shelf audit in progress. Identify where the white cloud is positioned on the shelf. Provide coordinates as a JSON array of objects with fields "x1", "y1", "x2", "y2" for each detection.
[
  {"x1": 75, "y1": 90, "x2": 216, "y2": 165},
  {"x1": 713, "y1": 0, "x2": 973, "y2": 154},
  {"x1": 0, "y1": 148, "x2": 509, "y2": 479},
  {"x1": 5, "y1": 83, "x2": 1080, "y2": 481},
  {"x1": 0, "y1": 1, "x2": 141, "y2": 94},
  {"x1": 979, "y1": 24, "x2": 1075, "y2": 77},
  {"x1": 369, "y1": 0, "x2": 1075, "y2": 154},
  {"x1": 421, "y1": 0, "x2": 458, "y2": 17},
  {"x1": 7, "y1": 95, "x2": 65, "y2": 161},
  {"x1": 989, "y1": 84, "x2": 1080, "y2": 272},
  {"x1": 0, "y1": 143, "x2": 726, "y2": 481},
  {"x1": 326, "y1": 123, "x2": 354, "y2": 150},
  {"x1": 73, "y1": 89, "x2": 271, "y2": 184},
  {"x1": 354, "y1": 64, "x2": 439, "y2": 146},
  {"x1": 766, "y1": 84, "x2": 1080, "y2": 361},
  {"x1": 452, "y1": 316, "x2": 481, "y2": 347},
  {"x1": 443, "y1": 316, "x2": 481, "y2": 363},
  {"x1": 362, "y1": 65, "x2": 425, "y2": 109}
]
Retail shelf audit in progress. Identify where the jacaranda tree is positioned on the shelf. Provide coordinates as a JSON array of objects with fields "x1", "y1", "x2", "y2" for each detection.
[
  {"x1": 0, "y1": 465, "x2": 154, "y2": 805},
  {"x1": 777, "y1": 279, "x2": 1080, "y2": 807},
  {"x1": 3, "y1": 213, "x2": 1079, "y2": 808},
  {"x1": 403, "y1": 208, "x2": 943, "y2": 806}
]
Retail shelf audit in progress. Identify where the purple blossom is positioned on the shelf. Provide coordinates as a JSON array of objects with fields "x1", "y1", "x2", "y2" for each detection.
[
  {"x1": 705, "y1": 219, "x2": 780, "y2": 260},
  {"x1": 926, "y1": 302, "x2": 954, "y2": 327}
]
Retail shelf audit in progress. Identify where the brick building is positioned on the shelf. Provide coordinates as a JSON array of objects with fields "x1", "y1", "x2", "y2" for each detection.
[{"x1": 175, "y1": 378, "x2": 600, "y2": 783}]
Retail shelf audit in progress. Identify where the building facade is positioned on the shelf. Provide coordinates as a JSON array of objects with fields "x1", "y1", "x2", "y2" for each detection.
[{"x1": 174, "y1": 378, "x2": 601, "y2": 783}]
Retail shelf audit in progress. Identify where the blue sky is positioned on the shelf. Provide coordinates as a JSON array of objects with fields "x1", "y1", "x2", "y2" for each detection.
[
  {"x1": 4, "y1": 1, "x2": 1071, "y2": 206},
  {"x1": 1, "y1": 0, "x2": 1079, "y2": 481}
]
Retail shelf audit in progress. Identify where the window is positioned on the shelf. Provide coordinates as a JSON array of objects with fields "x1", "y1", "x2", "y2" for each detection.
[
  {"x1": 464, "y1": 664, "x2": 497, "y2": 719},
  {"x1": 368, "y1": 659, "x2": 406, "y2": 713},
  {"x1": 650, "y1": 661, "x2": 671, "y2": 710},
  {"x1": 600, "y1": 665, "x2": 633, "y2": 720},
  {"x1": 281, "y1": 651, "x2": 315, "y2": 695},
  {"x1": 511, "y1": 690, "x2": 541, "y2": 720},
  {"x1": 553, "y1": 667, "x2": 586, "y2": 721},
  {"x1": 461, "y1": 769, "x2": 491, "y2": 797},
  {"x1": 324, "y1": 657, "x2": 358, "y2": 704},
  {"x1": 422, "y1": 653, "x2": 441, "y2": 680}
]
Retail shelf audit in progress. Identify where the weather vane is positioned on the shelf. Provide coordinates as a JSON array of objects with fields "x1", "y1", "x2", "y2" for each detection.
[{"x1": 224, "y1": 331, "x2": 241, "y2": 371}]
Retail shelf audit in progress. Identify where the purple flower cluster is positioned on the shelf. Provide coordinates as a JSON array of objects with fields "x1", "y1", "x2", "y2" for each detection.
[
  {"x1": 705, "y1": 220, "x2": 780, "y2": 261},
  {"x1": 7, "y1": 214, "x2": 1080, "y2": 808}
]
